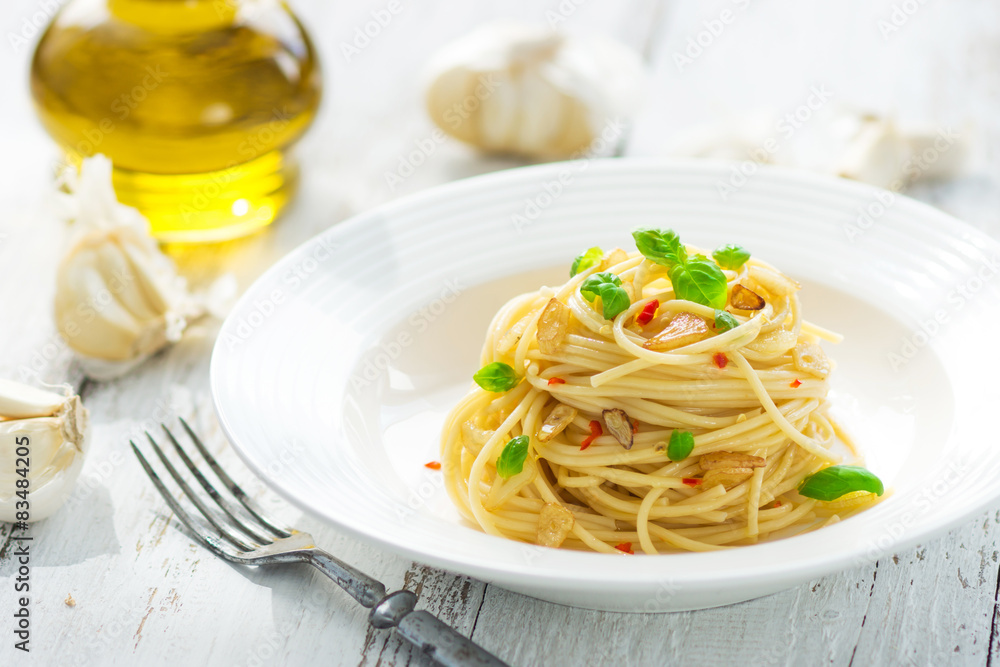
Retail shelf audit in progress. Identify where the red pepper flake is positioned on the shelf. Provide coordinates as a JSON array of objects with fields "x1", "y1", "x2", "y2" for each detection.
[
  {"x1": 712, "y1": 352, "x2": 728, "y2": 369},
  {"x1": 790, "y1": 379, "x2": 802, "y2": 388},
  {"x1": 614, "y1": 542, "x2": 635, "y2": 554},
  {"x1": 635, "y1": 299, "x2": 659, "y2": 326},
  {"x1": 547, "y1": 377, "x2": 566, "y2": 386},
  {"x1": 632, "y1": 420, "x2": 638, "y2": 434},
  {"x1": 682, "y1": 477, "x2": 702, "y2": 487},
  {"x1": 580, "y1": 420, "x2": 603, "y2": 450},
  {"x1": 773, "y1": 500, "x2": 782, "y2": 508},
  {"x1": 424, "y1": 461, "x2": 442, "y2": 470}
]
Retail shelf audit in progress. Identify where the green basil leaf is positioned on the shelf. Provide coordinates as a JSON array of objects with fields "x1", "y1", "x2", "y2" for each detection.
[
  {"x1": 580, "y1": 271, "x2": 621, "y2": 301},
  {"x1": 580, "y1": 272, "x2": 629, "y2": 319},
  {"x1": 714, "y1": 310, "x2": 739, "y2": 333},
  {"x1": 712, "y1": 244, "x2": 751, "y2": 270},
  {"x1": 632, "y1": 228, "x2": 687, "y2": 268},
  {"x1": 668, "y1": 257, "x2": 728, "y2": 309},
  {"x1": 571, "y1": 246, "x2": 604, "y2": 277},
  {"x1": 599, "y1": 287, "x2": 631, "y2": 320},
  {"x1": 473, "y1": 362, "x2": 519, "y2": 392},
  {"x1": 667, "y1": 430, "x2": 695, "y2": 461},
  {"x1": 496, "y1": 435, "x2": 530, "y2": 479},
  {"x1": 798, "y1": 465, "x2": 884, "y2": 501}
]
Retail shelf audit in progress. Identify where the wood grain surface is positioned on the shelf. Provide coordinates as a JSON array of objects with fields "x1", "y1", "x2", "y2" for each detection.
[{"x1": 1, "y1": 1, "x2": 998, "y2": 665}]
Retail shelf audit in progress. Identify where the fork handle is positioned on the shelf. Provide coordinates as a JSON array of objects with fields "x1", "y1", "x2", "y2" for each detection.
[
  {"x1": 308, "y1": 550, "x2": 387, "y2": 608},
  {"x1": 395, "y1": 609, "x2": 510, "y2": 667}
]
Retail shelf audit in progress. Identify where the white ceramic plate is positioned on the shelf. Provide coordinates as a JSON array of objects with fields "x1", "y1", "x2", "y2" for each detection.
[{"x1": 211, "y1": 159, "x2": 1000, "y2": 612}]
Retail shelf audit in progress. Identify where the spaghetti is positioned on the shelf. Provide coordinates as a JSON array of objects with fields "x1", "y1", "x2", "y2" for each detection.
[{"x1": 440, "y1": 231, "x2": 882, "y2": 553}]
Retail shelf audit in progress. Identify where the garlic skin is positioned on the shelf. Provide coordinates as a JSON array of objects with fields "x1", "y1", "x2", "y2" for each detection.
[
  {"x1": 0, "y1": 379, "x2": 88, "y2": 523},
  {"x1": 424, "y1": 22, "x2": 645, "y2": 158},
  {"x1": 54, "y1": 155, "x2": 204, "y2": 379}
]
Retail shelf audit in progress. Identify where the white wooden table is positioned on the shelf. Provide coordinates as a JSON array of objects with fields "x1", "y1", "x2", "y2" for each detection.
[{"x1": 3, "y1": 1, "x2": 999, "y2": 664}]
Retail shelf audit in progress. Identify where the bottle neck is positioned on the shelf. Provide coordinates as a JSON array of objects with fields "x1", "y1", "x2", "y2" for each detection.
[{"x1": 108, "y1": 0, "x2": 240, "y2": 32}]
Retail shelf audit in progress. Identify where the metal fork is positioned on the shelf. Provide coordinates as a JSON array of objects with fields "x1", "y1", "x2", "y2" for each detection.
[{"x1": 131, "y1": 418, "x2": 509, "y2": 667}]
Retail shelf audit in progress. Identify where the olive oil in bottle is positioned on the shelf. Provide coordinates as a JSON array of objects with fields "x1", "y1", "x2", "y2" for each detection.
[{"x1": 31, "y1": 0, "x2": 322, "y2": 242}]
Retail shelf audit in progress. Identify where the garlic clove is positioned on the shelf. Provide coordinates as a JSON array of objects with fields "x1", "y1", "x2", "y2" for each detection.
[
  {"x1": 0, "y1": 380, "x2": 88, "y2": 523},
  {"x1": 54, "y1": 155, "x2": 208, "y2": 378},
  {"x1": 0, "y1": 379, "x2": 73, "y2": 419}
]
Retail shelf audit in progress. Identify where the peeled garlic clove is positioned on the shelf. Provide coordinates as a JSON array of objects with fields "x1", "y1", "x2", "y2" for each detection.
[
  {"x1": 536, "y1": 298, "x2": 570, "y2": 355},
  {"x1": 793, "y1": 342, "x2": 832, "y2": 378},
  {"x1": 602, "y1": 408, "x2": 634, "y2": 449},
  {"x1": 537, "y1": 502, "x2": 575, "y2": 548},
  {"x1": 424, "y1": 22, "x2": 645, "y2": 158},
  {"x1": 54, "y1": 155, "x2": 205, "y2": 379},
  {"x1": 642, "y1": 312, "x2": 710, "y2": 351},
  {"x1": 537, "y1": 404, "x2": 576, "y2": 443},
  {"x1": 0, "y1": 380, "x2": 88, "y2": 523},
  {"x1": 730, "y1": 284, "x2": 766, "y2": 311}
]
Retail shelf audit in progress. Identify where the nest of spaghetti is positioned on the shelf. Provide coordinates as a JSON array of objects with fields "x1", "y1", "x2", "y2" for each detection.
[{"x1": 440, "y1": 231, "x2": 884, "y2": 554}]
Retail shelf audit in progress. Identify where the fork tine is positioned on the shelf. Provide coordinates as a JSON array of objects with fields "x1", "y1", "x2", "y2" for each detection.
[
  {"x1": 179, "y1": 417, "x2": 292, "y2": 538},
  {"x1": 161, "y1": 424, "x2": 272, "y2": 545},
  {"x1": 131, "y1": 441, "x2": 244, "y2": 562},
  {"x1": 143, "y1": 431, "x2": 257, "y2": 552}
]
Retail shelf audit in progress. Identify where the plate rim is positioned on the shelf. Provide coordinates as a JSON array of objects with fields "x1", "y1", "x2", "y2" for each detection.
[{"x1": 210, "y1": 156, "x2": 1000, "y2": 593}]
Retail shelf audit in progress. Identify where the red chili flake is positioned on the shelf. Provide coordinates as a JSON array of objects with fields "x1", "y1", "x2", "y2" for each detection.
[
  {"x1": 632, "y1": 420, "x2": 638, "y2": 434},
  {"x1": 682, "y1": 477, "x2": 702, "y2": 487},
  {"x1": 635, "y1": 299, "x2": 659, "y2": 326},
  {"x1": 547, "y1": 377, "x2": 566, "y2": 386},
  {"x1": 424, "y1": 461, "x2": 442, "y2": 470},
  {"x1": 580, "y1": 420, "x2": 603, "y2": 450},
  {"x1": 790, "y1": 379, "x2": 802, "y2": 388},
  {"x1": 712, "y1": 352, "x2": 728, "y2": 369},
  {"x1": 773, "y1": 500, "x2": 782, "y2": 508},
  {"x1": 614, "y1": 542, "x2": 635, "y2": 554}
]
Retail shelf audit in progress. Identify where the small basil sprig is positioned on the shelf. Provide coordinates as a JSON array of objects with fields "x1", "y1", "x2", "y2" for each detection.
[
  {"x1": 633, "y1": 228, "x2": 686, "y2": 268},
  {"x1": 712, "y1": 244, "x2": 751, "y2": 271},
  {"x1": 571, "y1": 246, "x2": 604, "y2": 277},
  {"x1": 496, "y1": 435, "x2": 530, "y2": 479},
  {"x1": 798, "y1": 465, "x2": 884, "y2": 501},
  {"x1": 580, "y1": 272, "x2": 630, "y2": 320},
  {"x1": 666, "y1": 430, "x2": 695, "y2": 461},
  {"x1": 714, "y1": 310, "x2": 739, "y2": 333},
  {"x1": 473, "y1": 362, "x2": 519, "y2": 392},
  {"x1": 632, "y1": 229, "x2": 728, "y2": 310},
  {"x1": 668, "y1": 257, "x2": 728, "y2": 310}
]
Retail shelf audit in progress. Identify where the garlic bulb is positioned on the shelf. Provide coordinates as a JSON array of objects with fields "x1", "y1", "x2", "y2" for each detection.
[
  {"x1": 424, "y1": 22, "x2": 645, "y2": 158},
  {"x1": 834, "y1": 115, "x2": 966, "y2": 190},
  {"x1": 54, "y1": 155, "x2": 205, "y2": 379},
  {"x1": 0, "y1": 379, "x2": 88, "y2": 523}
]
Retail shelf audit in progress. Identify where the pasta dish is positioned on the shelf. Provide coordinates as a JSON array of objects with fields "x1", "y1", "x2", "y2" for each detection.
[{"x1": 440, "y1": 229, "x2": 883, "y2": 554}]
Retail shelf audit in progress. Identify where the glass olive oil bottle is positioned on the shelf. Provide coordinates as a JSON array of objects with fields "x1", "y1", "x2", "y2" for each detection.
[{"x1": 31, "y1": 0, "x2": 321, "y2": 242}]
